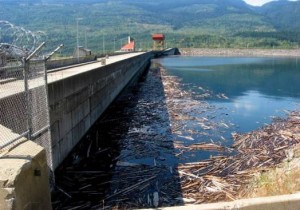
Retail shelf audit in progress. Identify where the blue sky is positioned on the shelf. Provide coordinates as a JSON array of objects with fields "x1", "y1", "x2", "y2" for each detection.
[{"x1": 244, "y1": 0, "x2": 298, "y2": 6}]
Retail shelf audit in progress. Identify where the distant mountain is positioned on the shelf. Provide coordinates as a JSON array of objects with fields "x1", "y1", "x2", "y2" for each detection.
[
  {"x1": 259, "y1": 0, "x2": 300, "y2": 31},
  {"x1": 0, "y1": 0, "x2": 299, "y2": 54}
]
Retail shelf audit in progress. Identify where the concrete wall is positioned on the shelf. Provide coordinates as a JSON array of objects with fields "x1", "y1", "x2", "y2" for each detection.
[
  {"x1": 163, "y1": 48, "x2": 180, "y2": 56},
  {"x1": 0, "y1": 125, "x2": 51, "y2": 210},
  {"x1": 48, "y1": 52, "x2": 152, "y2": 169},
  {"x1": 46, "y1": 55, "x2": 96, "y2": 70}
]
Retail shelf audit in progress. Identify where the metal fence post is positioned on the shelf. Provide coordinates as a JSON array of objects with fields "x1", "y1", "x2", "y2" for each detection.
[
  {"x1": 23, "y1": 58, "x2": 33, "y2": 140},
  {"x1": 1, "y1": 42, "x2": 55, "y2": 184}
]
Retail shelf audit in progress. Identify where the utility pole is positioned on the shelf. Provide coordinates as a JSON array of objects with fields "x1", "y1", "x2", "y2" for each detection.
[
  {"x1": 102, "y1": 34, "x2": 105, "y2": 54},
  {"x1": 114, "y1": 38, "x2": 116, "y2": 52},
  {"x1": 85, "y1": 29, "x2": 87, "y2": 49},
  {"x1": 76, "y1": 18, "x2": 83, "y2": 62}
]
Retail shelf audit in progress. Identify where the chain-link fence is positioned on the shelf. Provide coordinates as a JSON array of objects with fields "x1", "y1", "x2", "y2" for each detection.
[
  {"x1": 0, "y1": 57, "x2": 53, "y2": 175},
  {"x1": 0, "y1": 63, "x2": 27, "y2": 147},
  {"x1": 26, "y1": 59, "x2": 53, "y2": 171}
]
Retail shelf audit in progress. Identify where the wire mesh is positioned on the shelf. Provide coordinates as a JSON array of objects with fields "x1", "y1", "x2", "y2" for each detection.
[
  {"x1": 0, "y1": 63, "x2": 28, "y2": 149},
  {"x1": 0, "y1": 58, "x2": 53, "y2": 177},
  {"x1": 27, "y1": 59, "x2": 53, "y2": 172}
]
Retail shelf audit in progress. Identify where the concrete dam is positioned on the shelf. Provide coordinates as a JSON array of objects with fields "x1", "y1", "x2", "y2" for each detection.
[
  {"x1": 48, "y1": 52, "x2": 152, "y2": 169},
  {"x1": 0, "y1": 50, "x2": 163, "y2": 209},
  {"x1": 1, "y1": 48, "x2": 300, "y2": 210}
]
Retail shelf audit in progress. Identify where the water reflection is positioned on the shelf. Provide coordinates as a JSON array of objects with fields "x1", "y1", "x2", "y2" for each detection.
[
  {"x1": 161, "y1": 56, "x2": 300, "y2": 99},
  {"x1": 159, "y1": 56, "x2": 300, "y2": 133}
]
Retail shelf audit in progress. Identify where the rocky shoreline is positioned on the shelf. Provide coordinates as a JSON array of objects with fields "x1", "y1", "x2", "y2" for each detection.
[{"x1": 180, "y1": 48, "x2": 300, "y2": 57}]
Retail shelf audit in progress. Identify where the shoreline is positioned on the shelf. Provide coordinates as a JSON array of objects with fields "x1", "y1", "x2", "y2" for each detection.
[{"x1": 180, "y1": 48, "x2": 300, "y2": 57}]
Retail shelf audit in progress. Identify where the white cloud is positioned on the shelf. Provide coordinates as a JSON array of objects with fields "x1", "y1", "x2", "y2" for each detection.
[
  {"x1": 243, "y1": 0, "x2": 299, "y2": 6},
  {"x1": 243, "y1": 0, "x2": 273, "y2": 6}
]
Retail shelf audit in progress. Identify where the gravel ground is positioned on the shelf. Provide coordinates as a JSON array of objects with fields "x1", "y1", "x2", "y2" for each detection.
[{"x1": 180, "y1": 48, "x2": 300, "y2": 57}]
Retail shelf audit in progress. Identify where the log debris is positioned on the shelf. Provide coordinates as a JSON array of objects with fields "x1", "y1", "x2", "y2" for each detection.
[{"x1": 52, "y1": 66, "x2": 300, "y2": 209}]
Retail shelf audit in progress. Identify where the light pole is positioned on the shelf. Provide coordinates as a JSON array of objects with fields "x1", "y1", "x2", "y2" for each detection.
[
  {"x1": 114, "y1": 37, "x2": 116, "y2": 52},
  {"x1": 102, "y1": 34, "x2": 105, "y2": 54},
  {"x1": 85, "y1": 29, "x2": 87, "y2": 49},
  {"x1": 76, "y1": 18, "x2": 83, "y2": 62}
]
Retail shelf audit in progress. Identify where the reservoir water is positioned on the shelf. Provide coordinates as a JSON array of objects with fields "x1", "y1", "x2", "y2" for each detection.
[
  {"x1": 53, "y1": 55, "x2": 300, "y2": 209},
  {"x1": 159, "y1": 56, "x2": 300, "y2": 131},
  {"x1": 156, "y1": 56, "x2": 300, "y2": 161}
]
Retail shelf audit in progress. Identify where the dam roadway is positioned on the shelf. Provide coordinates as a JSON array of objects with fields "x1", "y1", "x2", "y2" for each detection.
[
  {"x1": 47, "y1": 52, "x2": 145, "y2": 82},
  {"x1": 0, "y1": 52, "x2": 145, "y2": 99}
]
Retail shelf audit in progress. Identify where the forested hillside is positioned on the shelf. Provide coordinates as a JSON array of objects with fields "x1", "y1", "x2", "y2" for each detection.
[{"x1": 0, "y1": 0, "x2": 299, "y2": 54}]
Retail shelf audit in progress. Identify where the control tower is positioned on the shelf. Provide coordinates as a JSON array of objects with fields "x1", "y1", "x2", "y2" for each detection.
[{"x1": 152, "y1": 34, "x2": 165, "y2": 50}]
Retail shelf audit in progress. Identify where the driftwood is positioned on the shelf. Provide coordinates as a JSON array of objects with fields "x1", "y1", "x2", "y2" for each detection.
[
  {"x1": 52, "y1": 66, "x2": 300, "y2": 209},
  {"x1": 161, "y1": 66, "x2": 300, "y2": 204},
  {"x1": 176, "y1": 112, "x2": 300, "y2": 203}
]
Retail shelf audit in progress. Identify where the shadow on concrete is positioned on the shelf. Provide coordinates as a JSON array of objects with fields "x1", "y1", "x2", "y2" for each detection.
[
  {"x1": 52, "y1": 63, "x2": 183, "y2": 209},
  {"x1": 0, "y1": 155, "x2": 32, "y2": 160}
]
